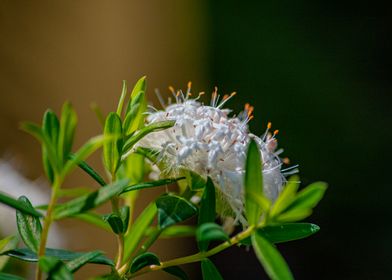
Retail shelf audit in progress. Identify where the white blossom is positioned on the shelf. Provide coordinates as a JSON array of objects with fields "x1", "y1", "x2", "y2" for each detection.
[{"x1": 137, "y1": 85, "x2": 295, "y2": 225}]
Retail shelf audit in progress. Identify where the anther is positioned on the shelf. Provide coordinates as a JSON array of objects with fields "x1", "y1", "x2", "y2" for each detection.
[
  {"x1": 273, "y1": 130, "x2": 279, "y2": 135},
  {"x1": 168, "y1": 86, "x2": 175, "y2": 94},
  {"x1": 267, "y1": 122, "x2": 272, "y2": 129}
]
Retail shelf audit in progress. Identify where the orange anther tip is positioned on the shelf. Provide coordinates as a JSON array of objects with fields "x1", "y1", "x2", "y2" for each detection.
[
  {"x1": 176, "y1": 91, "x2": 181, "y2": 97},
  {"x1": 273, "y1": 129, "x2": 279, "y2": 135},
  {"x1": 249, "y1": 115, "x2": 254, "y2": 121},
  {"x1": 283, "y1": 157, "x2": 290, "y2": 164},
  {"x1": 223, "y1": 94, "x2": 229, "y2": 100},
  {"x1": 187, "y1": 81, "x2": 192, "y2": 88},
  {"x1": 231, "y1": 92, "x2": 237, "y2": 96},
  {"x1": 267, "y1": 122, "x2": 272, "y2": 129},
  {"x1": 168, "y1": 86, "x2": 175, "y2": 93}
]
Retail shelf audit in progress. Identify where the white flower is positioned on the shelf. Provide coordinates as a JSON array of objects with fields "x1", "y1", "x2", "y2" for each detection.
[{"x1": 137, "y1": 84, "x2": 296, "y2": 226}]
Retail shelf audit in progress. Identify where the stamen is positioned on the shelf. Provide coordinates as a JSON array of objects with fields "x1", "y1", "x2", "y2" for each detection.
[
  {"x1": 273, "y1": 130, "x2": 279, "y2": 136},
  {"x1": 283, "y1": 157, "x2": 290, "y2": 164},
  {"x1": 154, "y1": 88, "x2": 166, "y2": 108},
  {"x1": 217, "y1": 92, "x2": 237, "y2": 109}
]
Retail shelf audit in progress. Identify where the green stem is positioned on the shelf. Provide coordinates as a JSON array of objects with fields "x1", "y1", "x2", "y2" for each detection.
[
  {"x1": 35, "y1": 177, "x2": 62, "y2": 280},
  {"x1": 128, "y1": 225, "x2": 255, "y2": 278},
  {"x1": 110, "y1": 174, "x2": 125, "y2": 270}
]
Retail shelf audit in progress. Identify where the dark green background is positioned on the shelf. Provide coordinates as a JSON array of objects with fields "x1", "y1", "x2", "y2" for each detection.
[{"x1": 208, "y1": 1, "x2": 391, "y2": 279}]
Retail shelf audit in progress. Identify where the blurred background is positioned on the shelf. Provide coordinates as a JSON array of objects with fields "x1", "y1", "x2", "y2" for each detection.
[{"x1": 0, "y1": 1, "x2": 391, "y2": 279}]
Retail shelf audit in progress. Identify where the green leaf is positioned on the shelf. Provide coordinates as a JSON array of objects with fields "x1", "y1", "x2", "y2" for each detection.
[
  {"x1": 244, "y1": 140, "x2": 263, "y2": 225},
  {"x1": 196, "y1": 223, "x2": 229, "y2": 247},
  {"x1": 53, "y1": 179, "x2": 129, "y2": 219},
  {"x1": 58, "y1": 102, "x2": 78, "y2": 167},
  {"x1": 185, "y1": 170, "x2": 206, "y2": 191},
  {"x1": 72, "y1": 157, "x2": 107, "y2": 186},
  {"x1": 201, "y1": 259, "x2": 223, "y2": 280},
  {"x1": 71, "y1": 212, "x2": 111, "y2": 232},
  {"x1": 130, "y1": 252, "x2": 160, "y2": 273},
  {"x1": 20, "y1": 122, "x2": 58, "y2": 174},
  {"x1": 258, "y1": 223, "x2": 320, "y2": 244},
  {"x1": 163, "y1": 266, "x2": 188, "y2": 280},
  {"x1": 58, "y1": 187, "x2": 92, "y2": 198},
  {"x1": 2, "y1": 247, "x2": 113, "y2": 266},
  {"x1": 103, "y1": 112, "x2": 123, "y2": 175},
  {"x1": 0, "y1": 273, "x2": 24, "y2": 280},
  {"x1": 252, "y1": 231, "x2": 293, "y2": 280},
  {"x1": 116, "y1": 80, "x2": 128, "y2": 116},
  {"x1": 124, "y1": 76, "x2": 147, "y2": 135},
  {"x1": 39, "y1": 256, "x2": 73, "y2": 280},
  {"x1": 0, "y1": 192, "x2": 42, "y2": 217},
  {"x1": 270, "y1": 176, "x2": 300, "y2": 217},
  {"x1": 103, "y1": 213, "x2": 123, "y2": 234},
  {"x1": 275, "y1": 208, "x2": 312, "y2": 223},
  {"x1": 156, "y1": 194, "x2": 197, "y2": 230},
  {"x1": 122, "y1": 120, "x2": 175, "y2": 155},
  {"x1": 66, "y1": 250, "x2": 103, "y2": 272},
  {"x1": 120, "y1": 206, "x2": 130, "y2": 233},
  {"x1": 123, "y1": 203, "x2": 157, "y2": 261},
  {"x1": 42, "y1": 110, "x2": 60, "y2": 182},
  {"x1": 285, "y1": 182, "x2": 327, "y2": 212},
  {"x1": 198, "y1": 177, "x2": 216, "y2": 225},
  {"x1": 0, "y1": 235, "x2": 18, "y2": 270},
  {"x1": 146, "y1": 225, "x2": 196, "y2": 239},
  {"x1": 62, "y1": 135, "x2": 108, "y2": 178},
  {"x1": 121, "y1": 177, "x2": 185, "y2": 194},
  {"x1": 16, "y1": 196, "x2": 42, "y2": 253},
  {"x1": 118, "y1": 152, "x2": 145, "y2": 183}
]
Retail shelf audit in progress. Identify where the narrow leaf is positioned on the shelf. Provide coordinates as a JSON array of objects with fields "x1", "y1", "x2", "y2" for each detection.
[
  {"x1": 116, "y1": 80, "x2": 128, "y2": 116},
  {"x1": 0, "y1": 192, "x2": 42, "y2": 217},
  {"x1": 146, "y1": 225, "x2": 196, "y2": 239},
  {"x1": 259, "y1": 223, "x2": 320, "y2": 243},
  {"x1": 42, "y1": 110, "x2": 60, "y2": 182},
  {"x1": 66, "y1": 250, "x2": 103, "y2": 272},
  {"x1": 276, "y1": 208, "x2": 312, "y2": 223},
  {"x1": 285, "y1": 182, "x2": 327, "y2": 212},
  {"x1": 58, "y1": 102, "x2": 78, "y2": 167},
  {"x1": 124, "y1": 76, "x2": 147, "y2": 135},
  {"x1": 201, "y1": 259, "x2": 223, "y2": 280},
  {"x1": 38, "y1": 256, "x2": 73, "y2": 280},
  {"x1": 0, "y1": 235, "x2": 18, "y2": 270},
  {"x1": 16, "y1": 196, "x2": 42, "y2": 253},
  {"x1": 244, "y1": 140, "x2": 263, "y2": 225},
  {"x1": 62, "y1": 135, "x2": 108, "y2": 177},
  {"x1": 271, "y1": 176, "x2": 300, "y2": 217},
  {"x1": 71, "y1": 156, "x2": 107, "y2": 186},
  {"x1": 0, "y1": 273, "x2": 24, "y2": 280},
  {"x1": 2, "y1": 248, "x2": 113, "y2": 266},
  {"x1": 103, "y1": 213, "x2": 123, "y2": 234},
  {"x1": 121, "y1": 177, "x2": 185, "y2": 194},
  {"x1": 20, "y1": 122, "x2": 58, "y2": 173},
  {"x1": 163, "y1": 266, "x2": 188, "y2": 280},
  {"x1": 122, "y1": 120, "x2": 175, "y2": 156},
  {"x1": 120, "y1": 206, "x2": 130, "y2": 233},
  {"x1": 196, "y1": 223, "x2": 229, "y2": 246},
  {"x1": 53, "y1": 179, "x2": 129, "y2": 219},
  {"x1": 198, "y1": 177, "x2": 216, "y2": 225},
  {"x1": 156, "y1": 194, "x2": 197, "y2": 230},
  {"x1": 252, "y1": 231, "x2": 293, "y2": 280},
  {"x1": 123, "y1": 203, "x2": 157, "y2": 261},
  {"x1": 130, "y1": 252, "x2": 160, "y2": 273},
  {"x1": 103, "y1": 113, "x2": 123, "y2": 175},
  {"x1": 71, "y1": 212, "x2": 111, "y2": 232},
  {"x1": 185, "y1": 170, "x2": 206, "y2": 191}
]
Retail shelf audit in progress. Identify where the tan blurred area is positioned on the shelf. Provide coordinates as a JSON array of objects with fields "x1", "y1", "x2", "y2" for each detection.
[{"x1": 0, "y1": 1, "x2": 209, "y2": 278}]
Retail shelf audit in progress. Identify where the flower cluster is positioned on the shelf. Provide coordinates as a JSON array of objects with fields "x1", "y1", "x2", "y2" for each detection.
[{"x1": 138, "y1": 84, "x2": 295, "y2": 225}]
